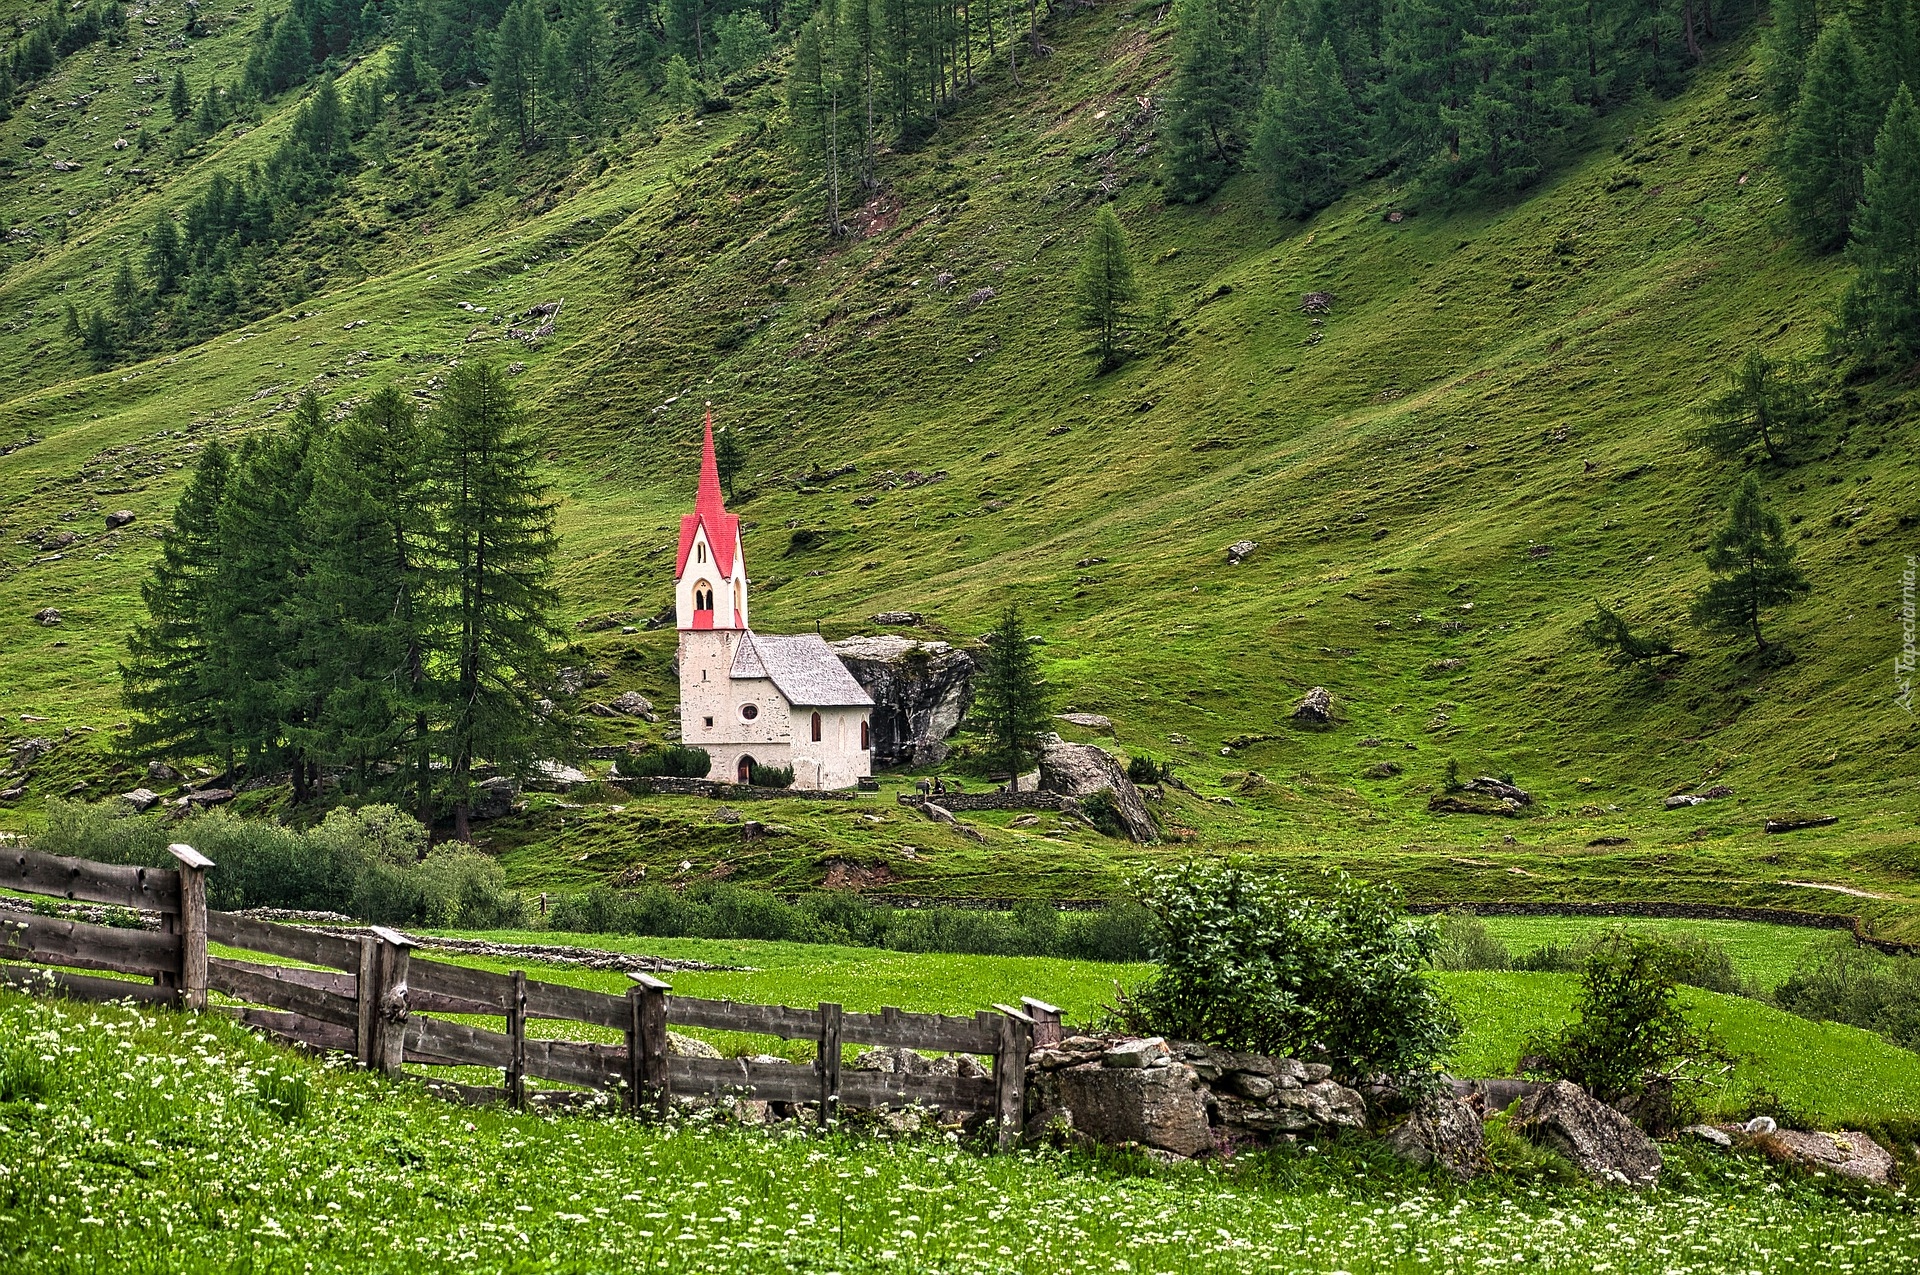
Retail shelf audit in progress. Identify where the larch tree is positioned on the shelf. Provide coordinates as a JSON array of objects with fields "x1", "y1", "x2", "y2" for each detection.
[
  {"x1": 1073, "y1": 203, "x2": 1141, "y2": 371},
  {"x1": 1160, "y1": 0, "x2": 1244, "y2": 202},
  {"x1": 1690, "y1": 474, "x2": 1812, "y2": 655},
  {"x1": 1837, "y1": 83, "x2": 1920, "y2": 367},
  {"x1": 1782, "y1": 19, "x2": 1878, "y2": 251},
  {"x1": 976, "y1": 604, "x2": 1052, "y2": 787},
  {"x1": 1692, "y1": 349, "x2": 1817, "y2": 465},
  {"x1": 432, "y1": 362, "x2": 563, "y2": 841}
]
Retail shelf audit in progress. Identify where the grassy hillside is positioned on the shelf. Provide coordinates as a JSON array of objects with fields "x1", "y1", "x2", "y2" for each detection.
[{"x1": 3, "y1": 0, "x2": 1917, "y2": 923}]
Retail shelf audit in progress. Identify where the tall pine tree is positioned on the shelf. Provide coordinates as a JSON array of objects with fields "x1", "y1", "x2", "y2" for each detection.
[
  {"x1": 1073, "y1": 204, "x2": 1141, "y2": 370},
  {"x1": 976, "y1": 603, "x2": 1051, "y2": 786},
  {"x1": 1836, "y1": 83, "x2": 1920, "y2": 366},
  {"x1": 1781, "y1": 18, "x2": 1878, "y2": 251},
  {"x1": 1690, "y1": 474, "x2": 1811, "y2": 654},
  {"x1": 1160, "y1": 0, "x2": 1245, "y2": 203},
  {"x1": 1251, "y1": 38, "x2": 1360, "y2": 218},
  {"x1": 432, "y1": 362, "x2": 561, "y2": 840}
]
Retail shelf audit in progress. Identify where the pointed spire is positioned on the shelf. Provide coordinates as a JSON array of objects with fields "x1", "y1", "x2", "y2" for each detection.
[{"x1": 696, "y1": 407, "x2": 726, "y2": 521}]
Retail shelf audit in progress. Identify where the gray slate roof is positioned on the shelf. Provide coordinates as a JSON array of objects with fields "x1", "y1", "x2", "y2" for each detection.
[{"x1": 731, "y1": 631, "x2": 874, "y2": 707}]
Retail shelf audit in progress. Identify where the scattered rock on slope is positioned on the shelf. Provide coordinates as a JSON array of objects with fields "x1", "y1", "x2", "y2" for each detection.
[
  {"x1": 1516, "y1": 1080, "x2": 1662, "y2": 1188},
  {"x1": 1038, "y1": 738, "x2": 1156, "y2": 843},
  {"x1": 1291, "y1": 686, "x2": 1334, "y2": 726}
]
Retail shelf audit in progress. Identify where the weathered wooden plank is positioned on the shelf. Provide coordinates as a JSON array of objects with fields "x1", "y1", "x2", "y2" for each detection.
[
  {"x1": 206, "y1": 912, "x2": 361, "y2": 971},
  {"x1": 818, "y1": 1003, "x2": 842, "y2": 1127},
  {"x1": 0, "y1": 961, "x2": 178, "y2": 1005},
  {"x1": 634, "y1": 976, "x2": 668, "y2": 1118},
  {"x1": 355, "y1": 936, "x2": 377, "y2": 1067},
  {"x1": 1022, "y1": 998, "x2": 1065, "y2": 1050},
  {"x1": 838, "y1": 1068, "x2": 995, "y2": 1111},
  {"x1": 528, "y1": 1036, "x2": 630, "y2": 1091},
  {"x1": 665, "y1": 996, "x2": 827, "y2": 1040},
  {"x1": 407, "y1": 957, "x2": 512, "y2": 1011},
  {"x1": 839, "y1": 1007, "x2": 999, "y2": 1055},
  {"x1": 0, "y1": 847, "x2": 181, "y2": 912},
  {"x1": 670, "y1": 1055, "x2": 822, "y2": 1105},
  {"x1": 524, "y1": 979, "x2": 628, "y2": 1031},
  {"x1": 227, "y1": 1007, "x2": 359, "y2": 1054},
  {"x1": 373, "y1": 937, "x2": 412, "y2": 1077},
  {"x1": 995, "y1": 1011, "x2": 1031, "y2": 1148},
  {"x1": 0, "y1": 912, "x2": 180, "y2": 978},
  {"x1": 407, "y1": 1013, "x2": 514, "y2": 1069},
  {"x1": 208, "y1": 958, "x2": 361, "y2": 1029},
  {"x1": 506, "y1": 971, "x2": 527, "y2": 1109}
]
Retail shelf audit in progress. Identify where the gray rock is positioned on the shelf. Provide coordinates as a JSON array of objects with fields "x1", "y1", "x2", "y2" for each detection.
[
  {"x1": 1056, "y1": 712, "x2": 1115, "y2": 734},
  {"x1": 105, "y1": 510, "x2": 136, "y2": 529},
  {"x1": 1665, "y1": 794, "x2": 1706, "y2": 809},
  {"x1": 1464, "y1": 776, "x2": 1533, "y2": 805},
  {"x1": 121, "y1": 788, "x2": 161, "y2": 812},
  {"x1": 9, "y1": 738, "x2": 54, "y2": 769},
  {"x1": 184, "y1": 788, "x2": 235, "y2": 806},
  {"x1": 1761, "y1": 1129, "x2": 1894, "y2": 1184},
  {"x1": 1386, "y1": 1096, "x2": 1488, "y2": 1181},
  {"x1": 1225, "y1": 539, "x2": 1257, "y2": 566},
  {"x1": 147, "y1": 760, "x2": 179, "y2": 783},
  {"x1": 1274, "y1": 1080, "x2": 1368, "y2": 1129},
  {"x1": 1044, "y1": 1060, "x2": 1213, "y2": 1158},
  {"x1": 831, "y1": 635, "x2": 976, "y2": 767},
  {"x1": 555, "y1": 666, "x2": 587, "y2": 696},
  {"x1": 1744, "y1": 1115, "x2": 1778, "y2": 1135},
  {"x1": 850, "y1": 1047, "x2": 931, "y2": 1075},
  {"x1": 611, "y1": 690, "x2": 658, "y2": 721},
  {"x1": 1103, "y1": 1037, "x2": 1171, "y2": 1069},
  {"x1": 1516, "y1": 1080, "x2": 1662, "y2": 1187},
  {"x1": 1291, "y1": 686, "x2": 1334, "y2": 726},
  {"x1": 667, "y1": 1031, "x2": 722, "y2": 1059},
  {"x1": 1682, "y1": 1124, "x2": 1733, "y2": 1148},
  {"x1": 32, "y1": 608, "x2": 61, "y2": 627},
  {"x1": 527, "y1": 761, "x2": 591, "y2": 791},
  {"x1": 473, "y1": 776, "x2": 518, "y2": 820},
  {"x1": 1038, "y1": 738, "x2": 1157, "y2": 843},
  {"x1": 870, "y1": 610, "x2": 923, "y2": 626},
  {"x1": 0, "y1": 787, "x2": 24, "y2": 802}
]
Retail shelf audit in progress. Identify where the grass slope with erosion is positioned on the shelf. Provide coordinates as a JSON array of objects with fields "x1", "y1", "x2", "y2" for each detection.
[{"x1": 3, "y1": 3, "x2": 1917, "y2": 925}]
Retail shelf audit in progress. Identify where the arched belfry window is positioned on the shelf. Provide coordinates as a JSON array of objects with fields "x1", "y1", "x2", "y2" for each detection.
[
  {"x1": 811, "y1": 711, "x2": 822, "y2": 742},
  {"x1": 696, "y1": 542, "x2": 707, "y2": 564},
  {"x1": 694, "y1": 583, "x2": 715, "y2": 611}
]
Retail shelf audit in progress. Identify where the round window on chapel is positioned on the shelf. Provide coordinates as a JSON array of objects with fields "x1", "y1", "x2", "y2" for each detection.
[{"x1": 740, "y1": 704, "x2": 759, "y2": 721}]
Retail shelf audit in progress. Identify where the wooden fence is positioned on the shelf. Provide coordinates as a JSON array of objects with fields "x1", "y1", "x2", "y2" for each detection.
[{"x1": 0, "y1": 843, "x2": 1062, "y2": 1144}]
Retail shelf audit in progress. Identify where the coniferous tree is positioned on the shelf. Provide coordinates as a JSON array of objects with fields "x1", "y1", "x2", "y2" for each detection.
[
  {"x1": 1765, "y1": 0, "x2": 1824, "y2": 112},
  {"x1": 432, "y1": 362, "x2": 561, "y2": 840},
  {"x1": 1252, "y1": 38, "x2": 1360, "y2": 218},
  {"x1": 169, "y1": 66, "x2": 191, "y2": 119},
  {"x1": 0, "y1": 64, "x2": 16, "y2": 121},
  {"x1": 560, "y1": 0, "x2": 612, "y2": 128},
  {"x1": 1836, "y1": 83, "x2": 1920, "y2": 366},
  {"x1": 110, "y1": 256, "x2": 139, "y2": 321},
  {"x1": 786, "y1": 16, "x2": 845, "y2": 231},
  {"x1": 147, "y1": 216, "x2": 184, "y2": 294},
  {"x1": 1690, "y1": 474, "x2": 1811, "y2": 655},
  {"x1": 664, "y1": 50, "x2": 700, "y2": 114},
  {"x1": 1161, "y1": 0, "x2": 1244, "y2": 202},
  {"x1": 1782, "y1": 19, "x2": 1878, "y2": 251},
  {"x1": 1581, "y1": 602, "x2": 1680, "y2": 671},
  {"x1": 83, "y1": 307, "x2": 114, "y2": 365},
  {"x1": 193, "y1": 78, "x2": 225, "y2": 135},
  {"x1": 298, "y1": 388, "x2": 439, "y2": 803},
  {"x1": 123, "y1": 440, "x2": 236, "y2": 768},
  {"x1": 976, "y1": 603, "x2": 1051, "y2": 786},
  {"x1": 1692, "y1": 349, "x2": 1817, "y2": 464},
  {"x1": 1073, "y1": 204, "x2": 1140, "y2": 371}
]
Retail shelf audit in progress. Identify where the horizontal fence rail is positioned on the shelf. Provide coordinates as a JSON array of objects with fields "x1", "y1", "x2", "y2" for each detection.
[{"x1": 0, "y1": 843, "x2": 1053, "y2": 1143}]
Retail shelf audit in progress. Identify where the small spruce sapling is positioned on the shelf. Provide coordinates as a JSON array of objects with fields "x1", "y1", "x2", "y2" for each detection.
[{"x1": 1073, "y1": 204, "x2": 1141, "y2": 372}]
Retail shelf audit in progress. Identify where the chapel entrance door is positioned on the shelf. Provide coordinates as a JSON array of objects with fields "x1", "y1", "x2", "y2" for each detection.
[{"x1": 737, "y1": 755, "x2": 755, "y2": 784}]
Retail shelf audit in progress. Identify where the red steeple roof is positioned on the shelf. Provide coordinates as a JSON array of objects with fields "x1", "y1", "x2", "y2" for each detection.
[{"x1": 675, "y1": 410, "x2": 740, "y2": 580}]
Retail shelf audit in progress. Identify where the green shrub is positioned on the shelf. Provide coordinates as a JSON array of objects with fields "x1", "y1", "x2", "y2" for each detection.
[
  {"x1": 1429, "y1": 910, "x2": 1511, "y2": 971},
  {"x1": 414, "y1": 846, "x2": 525, "y2": 929},
  {"x1": 746, "y1": 761, "x2": 794, "y2": 789},
  {"x1": 1114, "y1": 860, "x2": 1460, "y2": 1085},
  {"x1": 1514, "y1": 927, "x2": 1752, "y2": 996},
  {"x1": 1773, "y1": 937, "x2": 1920, "y2": 1052},
  {"x1": 1125, "y1": 755, "x2": 1165, "y2": 785},
  {"x1": 623, "y1": 745, "x2": 712, "y2": 779},
  {"x1": 1080, "y1": 790, "x2": 1128, "y2": 838},
  {"x1": 1524, "y1": 933, "x2": 1729, "y2": 1131}
]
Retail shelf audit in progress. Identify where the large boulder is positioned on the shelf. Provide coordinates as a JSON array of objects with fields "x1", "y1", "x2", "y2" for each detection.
[
  {"x1": 1386, "y1": 1095, "x2": 1488, "y2": 1181},
  {"x1": 1516, "y1": 1080, "x2": 1662, "y2": 1188},
  {"x1": 830, "y1": 635, "x2": 976, "y2": 766},
  {"x1": 1760, "y1": 1129, "x2": 1895, "y2": 1185},
  {"x1": 1038, "y1": 738, "x2": 1156, "y2": 843},
  {"x1": 1043, "y1": 1059, "x2": 1214, "y2": 1159},
  {"x1": 473, "y1": 776, "x2": 518, "y2": 820}
]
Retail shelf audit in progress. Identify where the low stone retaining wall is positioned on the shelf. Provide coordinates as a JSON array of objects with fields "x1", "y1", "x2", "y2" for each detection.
[
  {"x1": 895, "y1": 790, "x2": 1073, "y2": 813},
  {"x1": 617, "y1": 775, "x2": 858, "y2": 802}
]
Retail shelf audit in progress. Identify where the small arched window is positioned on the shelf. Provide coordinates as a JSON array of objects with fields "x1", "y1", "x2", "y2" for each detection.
[
  {"x1": 860, "y1": 720, "x2": 870, "y2": 751},
  {"x1": 811, "y1": 711, "x2": 822, "y2": 743},
  {"x1": 696, "y1": 542, "x2": 707, "y2": 564},
  {"x1": 694, "y1": 583, "x2": 714, "y2": 611}
]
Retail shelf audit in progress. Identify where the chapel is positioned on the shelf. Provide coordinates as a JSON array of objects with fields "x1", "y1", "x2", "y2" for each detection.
[{"x1": 675, "y1": 413, "x2": 874, "y2": 789}]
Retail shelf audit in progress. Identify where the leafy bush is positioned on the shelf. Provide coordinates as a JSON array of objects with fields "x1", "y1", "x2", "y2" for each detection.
[
  {"x1": 1428, "y1": 910, "x2": 1512, "y2": 971},
  {"x1": 1524, "y1": 933, "x2": 1729, "y2": 1132},
  {"x1": 622, "y1": 745, "x2": 712, "y2": 779},
  {"x1": 545, "y1": 883, "x2": 1153, "y2": 961},
  {"x1": 32, "y1": 801, "x2": 522, "y2": 929},
  {"x1": 1773, "y1": 937, "x2": 1920, "y2": 1052},
  {"x1": 746, "y1": 761, "x2": 794, "y2": 789},
  {"x1": 1125, "y1": 755, "x2": 1166, "y2": 785},
  {"x1": 1114, "y1": 860, "x2": 1460, "y2": 1085},
  {"x1": 1514, "y1": 928, "x2": 1752, "y2": 996},
  {"x1": 1080, "y1": 790, "x2": 1128, "y2": 838}
]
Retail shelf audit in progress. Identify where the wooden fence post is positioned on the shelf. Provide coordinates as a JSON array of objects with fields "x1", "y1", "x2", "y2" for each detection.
[
  {"x1": 166, "y1": 844, "x2": 212, "y2": 1011},
  {"x1": 355, "y1": 935, "x2": 378, "y2": 1068},
  {"x1": 993, "y1": 1004, "x2": 1034, "y2": 1150},
  {"x1": 630, "y1": 973, "x2": 670, "y2": 1118},
  {"x1": 1021, "y1": 997, "x2": 1064, "y2": 1049},
  {"x1": 368, "y1": 926, "x2": 415, "y2": 1077},
  {"x1": 817, "y1": 1002, "x2": 843, "y2": 1129},
  {"x1": 506, "y1": 970, "x2": 527, "y2": 1109}
]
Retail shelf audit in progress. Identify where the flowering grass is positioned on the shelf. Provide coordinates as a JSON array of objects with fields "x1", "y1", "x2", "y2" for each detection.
[{"x1": 4, "y1": 989, "x2": 1919, "y2": 1274}]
